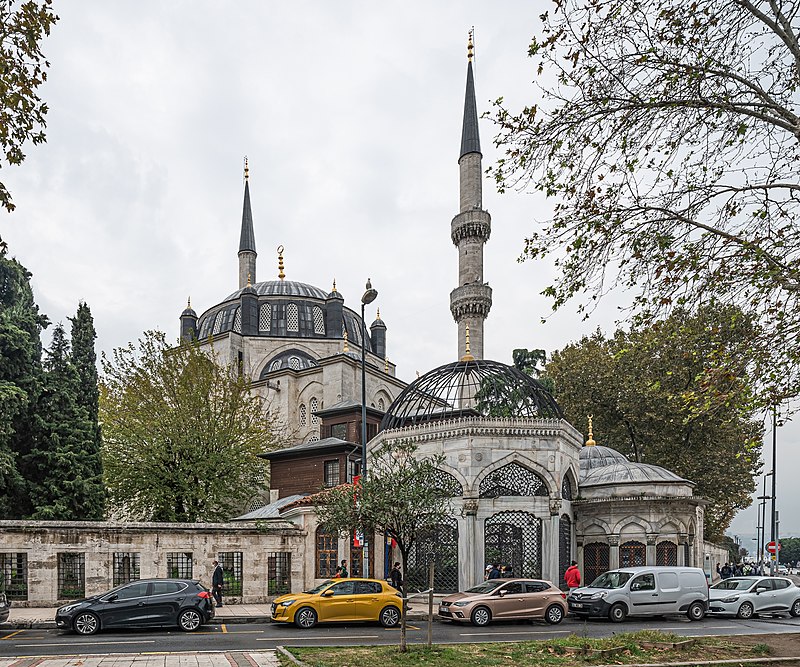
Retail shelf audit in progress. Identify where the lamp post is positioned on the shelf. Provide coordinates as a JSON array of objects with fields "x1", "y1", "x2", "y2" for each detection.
[
  {"x1": 769, "y1": 406, "x2": 777, "y2": 575},
  {"x1": 757, "y1": 471, "x2": 772, "y2": 570},
  {"x1": 360, "y1": 278, "x2": 378, "y2": 577}
]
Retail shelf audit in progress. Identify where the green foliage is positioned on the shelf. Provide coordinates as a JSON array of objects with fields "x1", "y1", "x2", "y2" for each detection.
[
  {"x1": 778, "y1": 536, "x2": 800, "y2": 565},
  {"x1": 0, "y1": 0, "x2": 58, "y2": 216},
  {"x1": 100, "y1": 331, "x2": 278, "y2": 522},
  {"x1": 544, "y1": 304, "x2": 763, "y2": 540},
  {"x1": 490, "y1": 0, "x2": 800, "y2": 408},
  {"x1": 475, "y1": 348, "x2": 554, "y2": 416}
]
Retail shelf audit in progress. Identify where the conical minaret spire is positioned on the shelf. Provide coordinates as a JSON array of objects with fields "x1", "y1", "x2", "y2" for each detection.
[
  {"x1": 238, "y1": 157, "x2": 257, "y2": 289},
  {"x1": 450, "y1": 29, "x2": 492, "y2": 360}
]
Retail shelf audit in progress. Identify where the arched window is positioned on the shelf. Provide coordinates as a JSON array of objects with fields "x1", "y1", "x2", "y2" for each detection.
[
  {"x1": 561, "y1": 474, "x2": 573, "y2": 500},
  {"x1": 656, "y1": 541, "x2": 678, "y2": 566},
  {"x1": 233, "y1": 307, "x2": 241, "y2": 334},
  {"x1": 313, "y1": 306, "x2": 325, "y2": 335},
  {"x1": 427, "y1": 469, "x2": 463, "y2": 497},
  {"x1": 259, "y1": 304, "x2": 271, "y2": 332},
  {"x1": 287, "y1": 303, "x2": 299, "y2": 332},
  {"x1": 619, "y1": 540, "x2": 646, "y2": 568},
  {"x1": 583, "y1": 542, "x2": 610, "y2": 585},
  {"x1": 310, "y1": 397, "x2": 319, "y2": 425},
  {"x1": 378, "y1": 397, "x2": 385, "y2": 411},
  {"x1": 484, "y1": 511, "x2": 542, "y2": 578},
  {"x1": 270, "y1": 360, "x2": 281, "y2": 372},
  {"x1": 289, "y1": 356, "x2": 301, "y2": 371},
  {"x1": 315, "y1": 526, "x2": 338, "y2": 578},
  {"x1": 479, "y1": 462, "x2": 548, "y2": 498},
  {"x1": 299, "y1": 404, "x2": 307, "y2": 427}
]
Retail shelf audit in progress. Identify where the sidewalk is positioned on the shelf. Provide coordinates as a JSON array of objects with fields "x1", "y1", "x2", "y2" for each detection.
[{"x1": 0, "y1": 652, "x2": 280, "y2": 667}]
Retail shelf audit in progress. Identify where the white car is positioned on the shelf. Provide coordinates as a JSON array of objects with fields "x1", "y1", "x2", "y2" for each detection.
[{"x1": 708, "y1": 576, "x2": 800, "y2": 619}]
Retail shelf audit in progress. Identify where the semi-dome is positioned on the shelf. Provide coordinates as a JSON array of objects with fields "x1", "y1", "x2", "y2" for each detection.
[
  {"x1": 380, "y1": 358, "x2": 562, "y2": 430},
  {"x1": 579, "y1": 445, "x2": 629, "y2": 473},
  {"x1": 581, "y1": 461, "x2": 689, "y2": 487}
]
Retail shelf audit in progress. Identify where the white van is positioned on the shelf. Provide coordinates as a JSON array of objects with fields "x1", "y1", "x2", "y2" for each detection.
[{"x1": 568, "y1": 566, "x2": 708, "y2": 622}]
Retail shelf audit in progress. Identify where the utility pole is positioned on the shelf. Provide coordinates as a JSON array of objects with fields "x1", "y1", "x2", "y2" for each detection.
[{"x1": 769, "y1": 406, "x2": 778, "y2": 576}]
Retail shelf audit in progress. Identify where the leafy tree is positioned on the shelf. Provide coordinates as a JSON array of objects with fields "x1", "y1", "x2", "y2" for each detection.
[
  {"x1": 0, "y1": 0, "x2": 58, "y2": 218},
  {"x1": 777, "y1": 536, "x2": 800, "y2": 565},
  {"x1": 490, "y1": 0, "x2": 800, "y2": 406},
  {"x1": 100, "y1": 330, "x2": 278, "y2": 522},
  {"x1": 315, "y1": 441, "x2": 453, "y2": 652},
  {"x1": 475, "y1": 348, "x2": 555, "y2": 416},
  {"x1": 544, "y1": 304, "x2": 763, "y2": 540},
  {"x1": 23, "y1": 323, "x2": 103, "y2": 519}
]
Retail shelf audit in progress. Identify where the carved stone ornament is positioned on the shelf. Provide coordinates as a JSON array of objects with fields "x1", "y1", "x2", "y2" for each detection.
[
  {"x1": 608, "y1": 535, "x2": 620, "y2": 546},
  {"x1": 463, "y1": 499, "x2": 479, "y2": 516},
  {"x1": 646, "y1": 534, "x2": 658, "y2": 546},
  {"x1": 549, "y1": 498, "x2": 562, "y2": 516}
]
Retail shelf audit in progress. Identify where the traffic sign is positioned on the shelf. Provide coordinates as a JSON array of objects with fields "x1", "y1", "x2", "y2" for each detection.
[{"x1": 766, "y1": 541, "x2": 781, "y2": 553}]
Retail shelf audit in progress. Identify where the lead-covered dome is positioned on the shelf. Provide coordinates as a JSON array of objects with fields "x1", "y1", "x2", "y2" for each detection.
[
  {"x1": 380, "y1": 358, "x2": 562, "y2": 430},
  {"x1": 581, "y1": 461, "x2": 689, "y2": 487},
  {"x1": 579, "y1": 445, "x2": 629, "y2": 473}
]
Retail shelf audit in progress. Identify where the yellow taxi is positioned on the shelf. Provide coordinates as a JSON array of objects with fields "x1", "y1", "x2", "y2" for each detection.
[{"x1": 271, "y1": 578, "x2": 402, "y2": 629}]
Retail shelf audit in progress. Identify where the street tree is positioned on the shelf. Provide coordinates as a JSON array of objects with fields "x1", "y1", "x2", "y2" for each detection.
[
  {"x1": 100, "y1": 330, "x2": 279, "y2": 522},
  {"x1": 315, "y1": 441, "x2": 454, "y2": 652},
  {"x1": 545, "y1": 304, "x2": 763, "y2": 540},
  {"x1": 491, "y1": 0, "x2": 800, "y2": 406}
]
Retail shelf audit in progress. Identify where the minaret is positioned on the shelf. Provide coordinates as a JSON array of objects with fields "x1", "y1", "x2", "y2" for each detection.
[
  {"x1": 238, "y1": 157, "x2": 257, "y2": 289},
  {"x1": 450, "y1": 30, "x2": 492, "y2": 360}
]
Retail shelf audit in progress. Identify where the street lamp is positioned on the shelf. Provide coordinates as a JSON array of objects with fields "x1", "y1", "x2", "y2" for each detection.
[
  {"x1": 769, "y1": 406, "x2": 778, "y2": 575},
  {"x1": 360, "y1": 278, "x2": 378, "y2": 576}
]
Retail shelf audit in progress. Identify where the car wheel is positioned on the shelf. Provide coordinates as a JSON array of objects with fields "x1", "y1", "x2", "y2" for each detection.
[
  {"x1": 608, "y1": 602, "x2": 627, "y2": 623},
  {"x1": 790, "y1": 599, "x2": 800, "y2": 618},
  {"x1": 737, "y1": 601, "x2": 754, "y2": 619},
  {"x1": 470, "y1": 606, "x2": 491, "y2": 627},
  {"x1": 178, "y1": 608, "x2": 202, "y2": 632},
  {"x1": 545, "y1": 604, "x2": 564, "y2": 625},
  {"x1": 73, "y1": 612, "x2": 100, "y2": 635},
  {"x1": 379, "y1": 605, "x2": 400, "y2": 628},
  {"x1": 687, "y1": 601, "x2": 705, "y2": 621},
  {"x1": 294, "y1": 606, "x2": 317, "y2": 629}
]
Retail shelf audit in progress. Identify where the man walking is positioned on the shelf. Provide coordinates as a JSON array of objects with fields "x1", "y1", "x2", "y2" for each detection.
[
  {"x1": 389, "y1": 562, "x2": 403, "y2": 590},
  {"x1": 339, "y1": 560, "x2": 349, "y2": 578},
  {"x1": 564, "y1": 560, "x2": 581, "y2": 590},
  {"x1": 211, "y1": 559, "x2": 224, "y2": 608}
]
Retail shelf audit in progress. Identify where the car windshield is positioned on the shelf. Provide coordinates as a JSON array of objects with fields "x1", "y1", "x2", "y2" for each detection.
[
  {"x1": 303, "y1": 580, "x2": 333, "y2": 595},
  {"x1": 711, "y1": 578, "x2": 754, "y2": 591},
  {"x1": 589, "y1": 571, "x2": 633, "y2": 589},
  {"x1": 465, "y1": 580, "x2": 506, "y2": 594}
]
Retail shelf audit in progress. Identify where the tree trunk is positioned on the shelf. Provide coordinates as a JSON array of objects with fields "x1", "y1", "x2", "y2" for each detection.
[{"x1": 400, "y1": 547, "x2": 408, "y2": 652}]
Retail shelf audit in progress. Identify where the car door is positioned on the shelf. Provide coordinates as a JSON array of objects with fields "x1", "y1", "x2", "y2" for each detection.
[
  {"x1": 655, "y1": 571, "x2": 681, "y2": 614},
  {"x1": 318, "y1": 580, "x2": 356, "y2": 622},
  {"x1": 770, "y1": 578, "x2": 794, "y2": 611},
  {"x1": 490, "y1": 581, "x2": 525, "y2": 619},
  {"x1": 100, "y1": 582, "x2": 152, "y2": 628},
  {"x1": 145, "y1": 581, "x2": 190, "y2": 625},
  {"x1": 752, "y1": 578, "x2": 775, "y2": 613},
  {"x1": 519, "y1": 581, "x2": 552, "y2": 619},
  {"x1": 628, "y1": 573, "x2": 659, "y2": 615},
  {"x1": 354, "y1": 580, "x2": 384, "y2": 621}
]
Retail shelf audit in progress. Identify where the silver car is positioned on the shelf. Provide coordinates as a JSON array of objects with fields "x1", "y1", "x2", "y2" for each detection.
[{"x1": 708, "y1": 576, "x2": 800, "y2": 619}]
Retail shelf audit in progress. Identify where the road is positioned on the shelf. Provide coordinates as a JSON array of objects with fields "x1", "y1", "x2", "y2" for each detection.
[{"x1": 1, "y1": 615, "x2": 799, "y2": 657}]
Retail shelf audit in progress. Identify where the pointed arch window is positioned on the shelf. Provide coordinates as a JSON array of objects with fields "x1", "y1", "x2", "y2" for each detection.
[
  {"x1": 561, "y1": 474, "x2": 573, "y2": 500},
  {"x1": 287, "y1": 303, "x2": 299, "y2": 332},
  {"x1": 313, "y1": 306, "x2": 325, "y2": 335},
  {"x1": 299, "y1": 404, "x2": 307, "y2": 427},
  {"x1": 378, "y1": 398, "x2": 385, "y2": 411},
  {"x1": 479, "y1": 462, "x2": 548, "y2": 498},
  {"x1": 259, "y1": 304, "x2": 271, "y2": 332}
]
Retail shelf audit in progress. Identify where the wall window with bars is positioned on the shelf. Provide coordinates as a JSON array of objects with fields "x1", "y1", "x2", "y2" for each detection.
[
  {"x1": 58, "y1": 553, "x2": 85, "y2": 599},
  {"x1": 316, "y1": 527, "x2": 338, "y2": 578},
  {"x1": 218, "y1": 552, "x2": 243, "y2": 596},
  {"x1": 0, "y1": 553, "x2": 28, "y2": 600},
  {"x1": 267, "y1": 552, "x2": 291, "y2": 595},
  {"x1": 299, "y1": 403, "x2": 307, "y2": 427},
  {"x1": 310, "y1": 397, "x2": 319, "y2": 425},
  {"x1": 166, "y1": 552, "x2": 193, "y2": 579},
  {"x1": 287, "y1": 303, "x2": 299, "y2": 332},
  {"x1": 113, "y1": 552, "x2": 140, "y2": 587},
  {"x1": 324, "y1": 459, "x2": 340, "y2": 488},
  {"x1": 259, "y1": 303, "x2": 271, "y2": 332}
]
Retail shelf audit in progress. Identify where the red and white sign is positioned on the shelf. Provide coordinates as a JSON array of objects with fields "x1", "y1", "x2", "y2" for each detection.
[{"x1": 766, "y1": 541, "x2": 781, "y2": 553}]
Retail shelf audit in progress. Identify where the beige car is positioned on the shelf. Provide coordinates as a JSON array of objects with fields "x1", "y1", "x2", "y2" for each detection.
[{"x1": 438, "y1": 578, "x2": 567, "y2": 626}]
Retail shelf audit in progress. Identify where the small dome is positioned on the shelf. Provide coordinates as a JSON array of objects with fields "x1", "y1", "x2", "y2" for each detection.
[
  {"x1": 380, "y1": 358, "x2": 562, "y2": 430},
  {"x1": 371, "y1": 316, "x2": 386, "y2": 329},
  {"x1": 181, "y1": 306, "x2": 197, "y2": 318},
  {"x1": 580, "y1": 461, "x2": 688, "y2": 487},
  {"x1": 579, "y1": 445, "x2": 629, "y2": 472},
  {"x1": 327, "y1": 287, "x2": 344, "y2": 301}
]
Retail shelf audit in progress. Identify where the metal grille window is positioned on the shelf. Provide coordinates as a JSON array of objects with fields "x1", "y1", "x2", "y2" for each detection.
[
  {"x1": 316, "y1": 527, "x2": 338, "y2": 578},
  {"x1": 656, "y1": 541, "x2": 678, "y2": 566},
  {"x1": 479, "y1": 462, "x2": 548, "y2": 498},
  {"x1": 218, "y1": 552, "x2": 243, "y2": 596},
  {"x1": 561, "y1": 474, "x2": 573, "y2": 500},
  {"x1": 259, "y1": 303, "x2": 271, "y2": 332},
  {"x1": 583, "y1": 542, "x2": 610, "y2": 585},
  {"x1": 310, "y1": 397, "x2": 319, "y2": 425},
  {"x1": 407, "y1": 516, "x2": 459, "y2": 593},
  {"x1": 212, "y1": 311, "x2": 223, "y2": 335},
  {"x1": 619, "y1": 540, "x2": 646, "y2": 568},
  {"x1": 324, "y1": 459, "x2": 340, "y2": 487},
  {"x1": 0, "y1": 553, "x2": 28, "y2": 600},
  {"x1": 113, "y1": 552, "x2": 140, "y2": 587},
  {"x1": 350, "y1": 541, "x2": 372, "y2": 579},
  {"x1": 378, "y1": 398, "x2": 385, "y2": 411},
  {"x1": 299, "y1": 404, "x2": 307, "y2": 427},
  {"x1": 428, "y1": 468, "x2": 463, "y2": 496},
  {"x1": 166, "y1": 552, "x2": 193, "y2": 579},
  {"x1": 267, "y1": 552, "x2": 291, "y2": 595},
  {"x1": 289, "y1": 356, "x2": 300, "y2": 370},
  {"x1": 484, "y1": 511, "x2": 542, "y2": 578},
  {"x1": 233, "y1": 307, "x2": 241, "y2": 333},
  {"x1": 58, "y1": 553, "x2": 85, "y2": 599},
  {"x1": 313, "y1": 306, "x2": 325, "y2": 335},
  {"x1": 287, "y1": 303, "x2": 299, "y2": 332},
  {"x1": 558, "y1": 515, "x2": 572, "y2": 589}
]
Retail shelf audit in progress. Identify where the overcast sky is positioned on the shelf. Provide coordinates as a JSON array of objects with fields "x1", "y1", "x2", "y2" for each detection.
[{"x1": 1, "y1": 1, "x2": 795, "y2": 542}]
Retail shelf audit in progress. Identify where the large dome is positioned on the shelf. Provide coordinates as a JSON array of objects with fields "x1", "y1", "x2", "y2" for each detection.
[{"x1": 380, "y1": 358, "x2": 562, "y2": 430}]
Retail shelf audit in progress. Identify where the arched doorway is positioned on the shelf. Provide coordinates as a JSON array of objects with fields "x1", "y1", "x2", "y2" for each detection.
[
  {"x1": 619, "y1": 540, "x2": 646, "y2": 568},
  {"x1": 484, "y1": 511, "x2": 542, "y2": 578},
  {"x1": 406, "y1": 516, "x2": 459, "y2": 593},
  {"x1": 583, "y1": 542, "x2": 609, "y2": 584}
]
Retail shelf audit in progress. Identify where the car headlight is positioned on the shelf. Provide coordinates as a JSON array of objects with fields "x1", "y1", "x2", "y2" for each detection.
[
  {"x1": 589, "y1": 591, "x2": 608, "y2": 600},
  {"x1": 279, "y1": 599, "x2": 296, "y2": 607},
  {"x1": 59, "y1": 603, "x2": 85, "y2": 614},
  {"x1": 720, "y1": 595, "x2": 740, "y2": 604},
  {"x1": 453, "y1": 601, "x2": 470, "y2": 607}
]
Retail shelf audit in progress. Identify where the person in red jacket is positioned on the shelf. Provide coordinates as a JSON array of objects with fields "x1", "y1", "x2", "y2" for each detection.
[{"x1": 564, "y1": 560, "x2": 581, "y2": 589}]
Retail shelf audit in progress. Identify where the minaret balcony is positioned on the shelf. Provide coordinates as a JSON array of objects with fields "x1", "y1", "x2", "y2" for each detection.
[
  {"x1": 451, "y1": 209, "x2": 491, "y2": 246},
  {"x1": 450, "y1": 284, "x2": 493, "y2": 320}
]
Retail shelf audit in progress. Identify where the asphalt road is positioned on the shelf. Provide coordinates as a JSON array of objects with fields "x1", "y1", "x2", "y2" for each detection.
[{"x1": 1, "y1": 615, "x2": 799, "y2": 656}]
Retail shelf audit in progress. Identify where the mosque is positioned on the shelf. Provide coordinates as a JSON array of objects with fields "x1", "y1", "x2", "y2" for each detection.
[{"x1": 179, "y1": 37, "x2": 709, "y2": 593}]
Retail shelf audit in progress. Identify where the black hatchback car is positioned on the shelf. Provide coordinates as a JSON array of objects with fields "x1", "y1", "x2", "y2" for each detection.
[{"x1": 55, "y1": 579, "x2": 214, "y2": 635}]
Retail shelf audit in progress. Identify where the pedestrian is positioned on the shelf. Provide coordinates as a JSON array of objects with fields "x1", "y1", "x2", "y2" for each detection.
[
  {"x1": 389, "y1": 562, "x2": 403, "y2": 590},
  {"x1": 487, "y1": 563, "x2": 501, "y2": 580},
  {"x1": 721, "y1": 562, "x2": 732, "y2": 579},
  {"x1": 564, "y1": 560, "x2": 581, "y2": 590},
  {"x1": 211, "y1": 559, "x2": 224, "y2": 608},
  {"x1": 332, "y1": 566, "x2": 342, "y2": 578},
  {"x1": 715, "y1": 563, "x2": 721, "y2": 578},
  {"x1": 484, "y1": 564, "x2": 493, "y2": 580},
  {"x1": 339, "y1": 559, "x2": 349, "y2": 578}
]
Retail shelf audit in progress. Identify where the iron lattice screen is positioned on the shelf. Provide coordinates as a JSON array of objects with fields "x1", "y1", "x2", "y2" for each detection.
[
  {"x1": 166, "y1": 552, "x2": 193, "y2": 579},
  {"x1": 484, "y1": 511, "x2": 542, "y2": 578},
  {"x1": 684, "y1": 541, "x2": 691, "y2": 566},
  {"x1": 656, "y1": 541, "x2": 678, "y2": 566},
  {"x1": 558, "y1": 515, "x2": 572, "y2": 589},
  {"x1": 479, "y1": 462, "x2": 548, "y2": 498},
  {"x1": 58, "y1": 553, "x2": 85, "y2": 599},
  {"x1": 219, "y1": 552, "x2": 243, "y2": 595},
  {"x1": 406, "y1": 516, "x2": 459, "y2": 593},
  {"x1": 561, "y1": 474, "x2": 573, "y2": 500},
  {"x1": 619, "y1": 540, "x2": 646, "y2": 568},
  {"x1": 268, "y1": 552, "x2": 291, "y2": 595},
  {"x1": 0, "y1": 553, "x2": 28, "y2": 600},
  {"x1": 113, "y1": 553, "x2": 140, "y2": 587},
  {"x1": 583, "y1": 542, "x2": 610, "y2": 585},
  {"x1": 430, "y1": 468, "x2": 463, "y2": 496},
  {"x1": 316, "y1": 528, "x2": 338, "y2": 578}
]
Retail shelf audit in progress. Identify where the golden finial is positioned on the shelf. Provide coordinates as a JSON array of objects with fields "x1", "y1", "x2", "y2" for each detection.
[
  {"x1": 244, "y1": 156, "x2": 249, "y2": 182},
  {"x1": 468, "y1": 27, "x2": 474, "y2": 62},
  {"x1": 460, "y1": 324, "x2": 475, "y2": 362},
  {"x1": 187, "y1": 297, "x2": 191, "y2": 309},
  {"x1": 277, "y1": 245, "x2": 285, "y2": 280},
  {"x1": 586, "y1": 415, "x2": 596, "y2": 447},
  {"x1": 384, "y1": 356, "x2": 389, "y2": 373},
  {"x1": 332, "y1": 279, "x2": 337, "y2": 293},
  {"x1": 376, "y1": 308, "x2": 381, "y2": 321},
  {"x1": 247, "y1": 273, "x2": 252, "y2": 287},
  {"x1": 343, "y1": 329, "x2": 349, "y2": 353}
]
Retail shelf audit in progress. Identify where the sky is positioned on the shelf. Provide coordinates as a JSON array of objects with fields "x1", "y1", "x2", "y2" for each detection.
[{"x1": 1, "y1": 1, "x2": 796, "y2": 541}]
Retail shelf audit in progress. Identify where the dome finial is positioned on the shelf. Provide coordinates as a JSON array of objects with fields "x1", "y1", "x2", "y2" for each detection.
[
  {"x1": 244, "y1": 156, "x2": 249, "y2": 182},
  {"x1": 468, "y1": 27, "x2": 474, "y2": 63},
  {"x1": 332, "y1": 278, "x2": 337, "y2": 293},
  {"x1": 247, "y1": 273, "x2": 252, "y2": 287},
  {"x1": 460, "y1": 324, "x2": 475, "y2": 362},
  {"x1": 343, "y1": 329, "x2": 349, "y2": 353},
  {"x1": 376, "y1": 307, "x2": 381, "y2": 321},
  {"x1": 586, "y1": 414, "x2": 596, "y2": 447},
  {"x1": 277, "y1": 245, "x2": 285, "y2": 280},
  {"x1": 187, "y1": 296, "x2": 191, "y2": 309}
]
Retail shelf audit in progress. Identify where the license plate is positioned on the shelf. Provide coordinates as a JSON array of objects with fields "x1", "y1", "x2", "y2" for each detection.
[
  {"x1": 439, "y1": 606, "x2": 448, "y2": 613},
  {"x1": 572, "y1": 602, "x2": 584, "y2": 608}
]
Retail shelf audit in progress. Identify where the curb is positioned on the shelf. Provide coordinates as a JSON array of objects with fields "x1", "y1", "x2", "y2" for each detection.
[{"x1": 275, "y1": 645, "x2": 310, "y2": 667}]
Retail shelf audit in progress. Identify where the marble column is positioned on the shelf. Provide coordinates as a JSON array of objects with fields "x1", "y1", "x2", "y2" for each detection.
[
  {"x1": 646, "y1": 534, "x2": 658, "y2": 566},
  {"x1": 608, "y1": 535, "x2": 620, "y2": 570}
]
